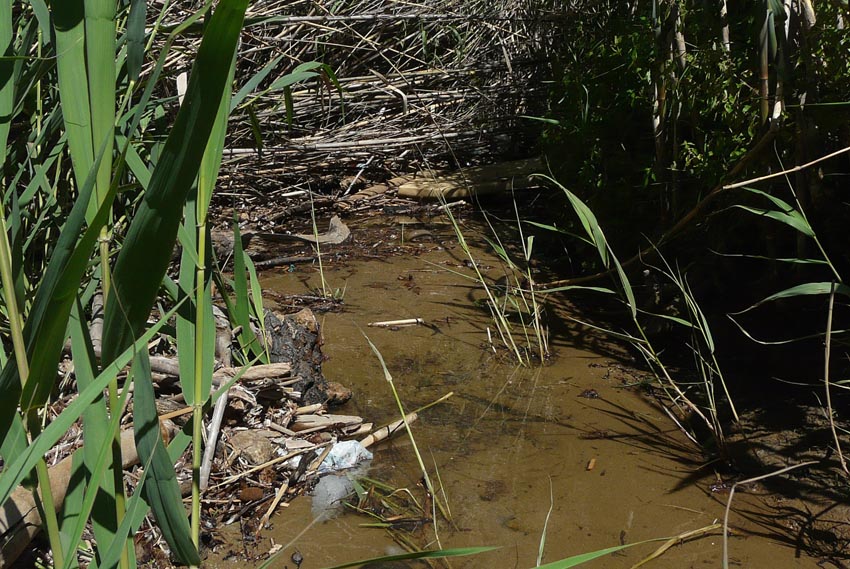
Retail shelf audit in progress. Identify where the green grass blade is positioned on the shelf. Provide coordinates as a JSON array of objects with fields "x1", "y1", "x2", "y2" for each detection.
[
  {"x1": 84, "y1": 0, "x2": 116, "y2": 211},
  {"x1": 0, "y1": 139, "x2": 112, "y2": 438},
  {"x1": 0, "y1": 0, "x2": 13, "y2": 166},
  {"x1": 537, "y1": 175, "x2": 636, "y2": 318},
  {"x1": 51, "y1": 0, "x2": 95, "y2": 213},
  {"x1": 732, "y1": 281, "x2": 850, "y2": 314},
  {"x1": 57, "y1": 452, "x2": 84, "y2": 569},
  {"x1": 125, "y1": 0, "x2": 146, "y2": 83},
  {"x1": 229, "y1": 219, "x2": 264, "y2": 361},
  {"x1": 65, "y1": 300, "x2": 122, "y2": 566},
  {"x1": 231, "y1": 53, "x2": 283, "y2": 110},
  {"x1": 19, "y1": 147, "x2": 116, "y2": 412},
  {"x1": 537, "y1": 174, "x2": 609, "y2": 267},
  {"x1": 534, "y1": 542, "x2": 645, "y2": 568},
  {"x1": 731, "y1": 204, "x2": 814, "y2": 237},
  {"x1": 101, "y1": 0, "x2": 248, "y2": 363},
  {"x1": 176, "y1": 196, "x2": 203, "y2": 405},
  {"x1": 736, "y1": 186, "x2": 814, "y2": 236},
  {"x1": 244, "y1": 254, "x2": 270, "y2": 363},
  {"x1": 30, "y1": 0, "x2": 51, "y2": 40},
  {"x1": 132, "y1": 350, "x2": 200, "y2": 565},
  {"x1": 97, "y1": 430, "x2": 193, "y2": 569}
]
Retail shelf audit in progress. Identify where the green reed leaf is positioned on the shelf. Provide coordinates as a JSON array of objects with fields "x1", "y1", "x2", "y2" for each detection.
[
  {"x1": 125, "y1": 0, "x2": 146, "y2": 82},
  {"x1": 732, "y1": 281, "x2": 850, "y2": 314},
  {"x1": 101, "y1": 0, "x2": 249, "y2": 363},
  {"x1": 0, "y1": 0, "x2": 13, "y2": 167},
  {"x1": 64, "y1": 300, "x2": 122, "y2": 566},
  {"x1": 133, "y1": 350, "x2": 200, "y2": 565},
  {"x1": 286, "y1": 547, "x2": 498, "y2": 569},
  {"x1": 230, "y1": 218, "x2": 264, "y2": 361},
  {"x1": 231, "y1": 53, "x2": 283, "y2": 110}
]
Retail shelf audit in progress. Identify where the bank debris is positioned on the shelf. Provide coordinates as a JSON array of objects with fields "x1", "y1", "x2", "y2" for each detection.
[
  {"x1": 147, "y1": 0, "x2": 563, "y2": 203},
  {"x1": 0, "y1": 305, "x2": 425, "y2": 567}
]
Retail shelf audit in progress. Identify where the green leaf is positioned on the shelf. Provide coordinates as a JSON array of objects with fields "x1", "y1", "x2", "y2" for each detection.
[
  {"x1": 84, "y1": 0, "x2": 117, "y2": 213},
  {"x1": 133, "y1": 350, "x2": 200, "y2": 565},
  {"x1": 97, "y1": 430, "x2": 193, "y2": 569},
  {"x1": 229, "y1": 218, "x2": 264, "y2": 361},
  {"x1": 535, "y1": 543, "x2": 643, "y2": 568},
  {"x1": 125, "y1": 0, "x2": 146, "y2": 82},
  {"x1": 533, "y1": 174, "x2": 636, "y2": 318},
  {"x1": 0, "y1": 136, "x2": 113, "y2": 440},
  {"x1": 731, "y1": 205, "x2": 814, "y2": 237},
  {"x1": 244, "y1": 254, "x2": 270, "y2": 364},
  {"x1": 732, "y1": 282, "x2": 850, "y2": 314},
  {"x1": 231, "y1": 53, "x2": 283, "y2": 110},
  {"x1": 63, "y1": 300, "x2": 123, "y2": 566},
  {"x1": 52, "y1": 0, "x2": 95, "y2": 209},
  {"x1": 101, "y1": 0, "x2": 249, "y2": 363},
  {"x1": 0, "y1": 0, "x2": 14, "y2": 166}
]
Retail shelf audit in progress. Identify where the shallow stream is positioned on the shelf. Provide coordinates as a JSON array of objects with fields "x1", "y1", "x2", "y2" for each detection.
[{"x1": 216, "y1": 213, "x2": 821, "y2": 568}]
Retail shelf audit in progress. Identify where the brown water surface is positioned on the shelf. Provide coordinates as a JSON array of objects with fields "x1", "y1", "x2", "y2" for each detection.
[{"x1": 217, "y1": 215, "x2": 820, "y2": 568}]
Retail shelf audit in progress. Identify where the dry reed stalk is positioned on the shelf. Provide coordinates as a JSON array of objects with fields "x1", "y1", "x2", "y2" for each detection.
[{"x1": 143, "y1": 0, "x2": 566, "y2": 202}]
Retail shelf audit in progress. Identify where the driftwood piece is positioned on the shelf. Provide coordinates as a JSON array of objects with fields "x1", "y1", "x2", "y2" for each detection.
[
  {"x1": 360, "y1": 412, "x2": 418, "y2": 448},
  {"x1": 367, "y1": 318, "x2": 424, "y2": 327},
  {"x1": 211, "y1": 216, "x2": 350, "y2": 262},
  {"x1": 148, "y1": 359, "x2": 292, "y2": 385},
  {"x1": 254, "y1": 255, "x2": 317, "y2": 270},
  {"x1": 397, "y1": 158, "x2": 544, "y2": 200},
  {"x1": 290, "y1": 414, "x2": 363, "y2": 432},
  {"x1": 0, "y1": 430, "x2": 140, "y2": 567},
  {"x1": 201, "y1": 311, "x2": 235, "y2": 491}
]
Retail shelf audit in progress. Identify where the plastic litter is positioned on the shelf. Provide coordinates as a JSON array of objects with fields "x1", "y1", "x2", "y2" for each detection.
[
  {"x1": 311, "y1": 475, "x2": 354, "y2": 518},
  {"x1": 318, "y1": 440, "x2": 372, "y2": 474}
]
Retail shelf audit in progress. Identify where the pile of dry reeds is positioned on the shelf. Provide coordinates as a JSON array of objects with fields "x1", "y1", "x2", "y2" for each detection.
[{"x1": 153, "y1": 0, "x2": 568, "y2": 197}]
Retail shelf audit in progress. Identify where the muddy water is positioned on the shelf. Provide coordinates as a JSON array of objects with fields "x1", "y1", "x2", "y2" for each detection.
[{"x1": 245, "y1": 216, "x2": 819, "y2": 568}]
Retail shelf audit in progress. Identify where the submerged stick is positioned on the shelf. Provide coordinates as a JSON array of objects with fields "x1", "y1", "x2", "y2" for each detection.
[{"x1": 257, "y1": 478, "x2": 291, "y2": 535}]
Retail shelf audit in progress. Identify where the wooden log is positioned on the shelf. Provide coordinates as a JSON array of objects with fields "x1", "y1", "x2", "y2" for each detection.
[{"x1": 0, "y1": 430, "x2": 141, "y2": 567}]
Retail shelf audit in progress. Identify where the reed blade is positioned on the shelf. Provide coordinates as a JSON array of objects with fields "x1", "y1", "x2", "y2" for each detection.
[
  {"x1": 132, "y1": 350, "x2": 200, "y2": 565},
  {"x1": 101, "y1": 0, "x2": 249, "y2": 363}
]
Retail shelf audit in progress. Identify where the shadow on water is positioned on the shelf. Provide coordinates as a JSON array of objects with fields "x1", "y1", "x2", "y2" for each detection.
[{"x1": 206, "y1": 213, "x2": 840, "y2": 569}]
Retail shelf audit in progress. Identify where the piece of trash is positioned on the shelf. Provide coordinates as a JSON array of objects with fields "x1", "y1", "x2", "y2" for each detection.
[
  {"x1": 318, "y1": 440, "x2": 373, "y2": 474},
  {"x1": 311, "y1": 474, "x2": 354, "y2": 518},
  {"x1": 268, "y1": 543, "x2": 283, "y2": 556},
  {"x1": 586, "y1": 458, "x2": 597, "y2": 471},
  {"x1": 368, "y1": 318, "x2": 425, "y2": 328}
]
